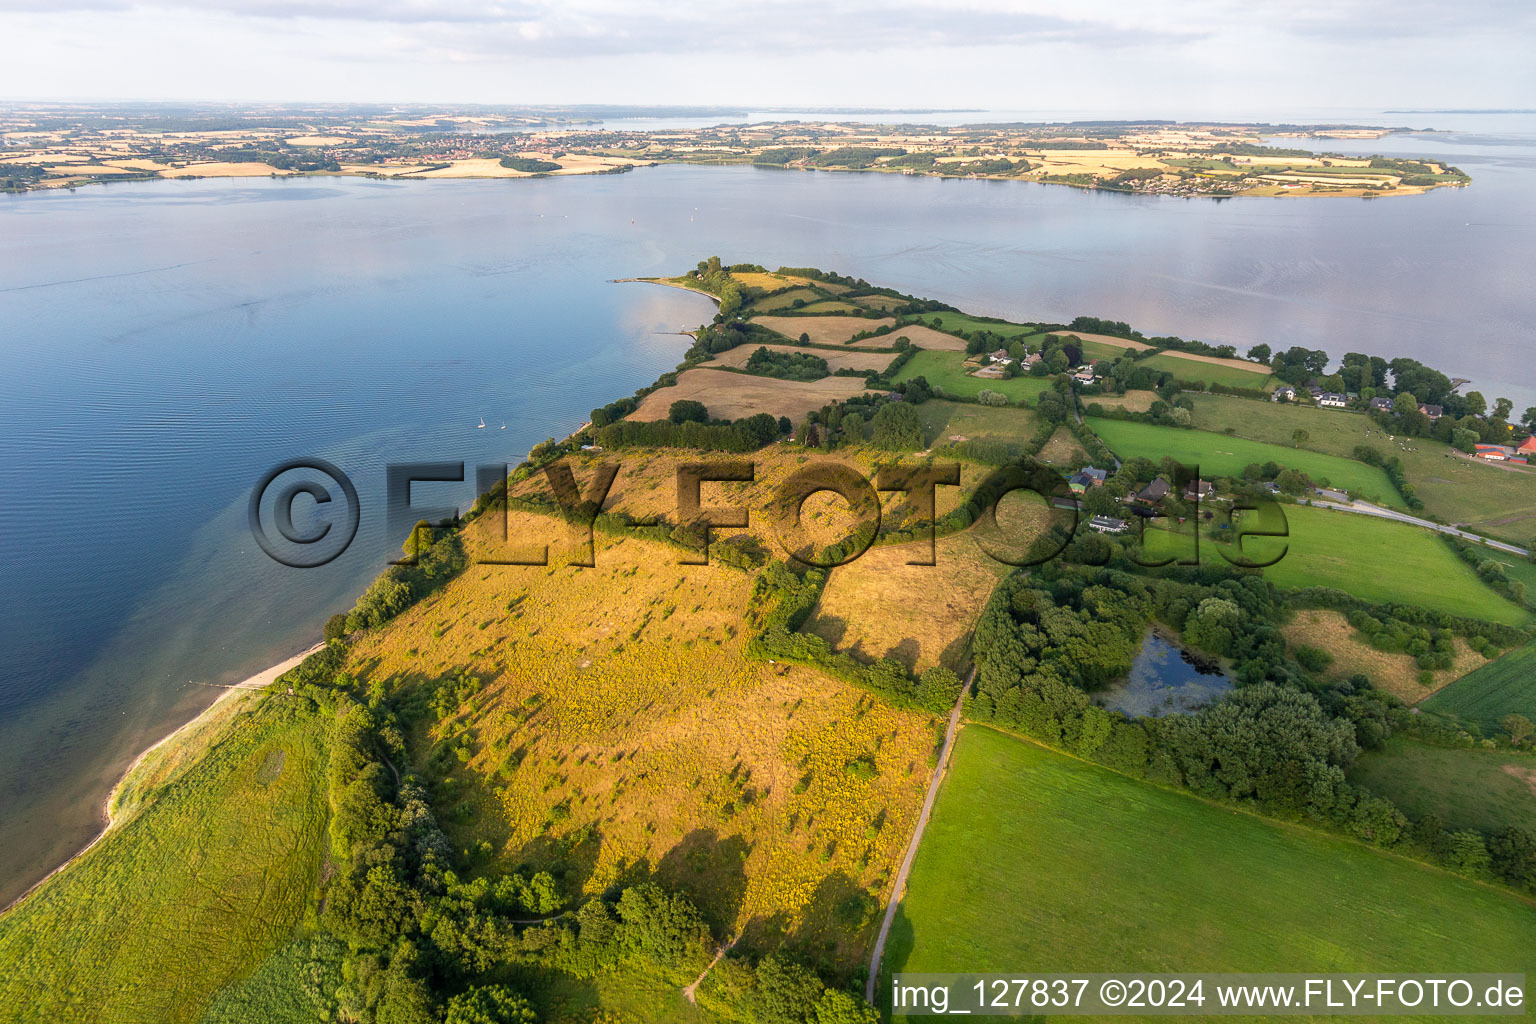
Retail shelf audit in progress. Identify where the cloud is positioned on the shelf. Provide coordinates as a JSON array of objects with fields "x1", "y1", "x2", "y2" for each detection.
[{"x1": 0, "y1": 0, "x2": 1206, "y2": 58}]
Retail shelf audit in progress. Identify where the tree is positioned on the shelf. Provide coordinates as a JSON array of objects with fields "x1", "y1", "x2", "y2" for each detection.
[
  {"x1": 1450, "y1": 427, "x2": 1479, "y2": 454},
  {"x1": 1503, "y1": 713, "x2": 1534, "y2": 746},
  {"x1": 669, "y1": 399, "x2": 708, "y2": 424},
  {"x1": 1493, "y1": 397, "x2": 1514, "y2": 422},
  {"x1": 1275, "y1": 468, "x2": 1309, "y2": 495},
  {"x1": 841, "y1": 411, "x2": 865, "y2": 442},
  {"x1": 443, "y1": 986, "x2": 538, "y2": 1024},
  {"x1": 1463, "y1": 391, "x2": 1488, "y2": 417},
  {"x1": 1290, "y1": 428, "x2": 1310, "y2": 448},
  {"x1": 814, "y1": 989, "x2": 881, "y2": 1024},
  {"x1": 869, "y1": 402, "x2": 923, "y2": 451},
  {"x1": 1523, "y1": 407, "x2": 1536, "y2": 432},
  {"x1": 1247, "y1": 343, "x2": 1271, "y2": 363}
]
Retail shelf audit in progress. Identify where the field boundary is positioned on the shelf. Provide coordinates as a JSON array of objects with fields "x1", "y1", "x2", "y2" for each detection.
[{"x1": 866, "y1": 667, "x2": 973, "y2": 1003}]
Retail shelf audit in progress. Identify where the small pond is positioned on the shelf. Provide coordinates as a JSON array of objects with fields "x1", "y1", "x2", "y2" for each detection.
[{"x1": 1095, "y1": 631, "x2": 1233, "y2": 718}]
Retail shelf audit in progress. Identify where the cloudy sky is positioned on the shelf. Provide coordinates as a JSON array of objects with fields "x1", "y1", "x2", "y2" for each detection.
[{"x1": 2, "y1": 0, "x2": 1532, "y2": 113}]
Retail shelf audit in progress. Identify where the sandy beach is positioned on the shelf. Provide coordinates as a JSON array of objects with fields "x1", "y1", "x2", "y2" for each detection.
[{"x1": 0, "y1": 641, "x2": 324, "y2": 914}]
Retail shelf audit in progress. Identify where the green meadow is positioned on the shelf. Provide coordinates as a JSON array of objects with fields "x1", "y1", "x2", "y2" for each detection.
[
  {"x1": 915, "y1": 398, "x2": 1040, "y2": 448},
  {"x1": 1141, "y1": 505, "x2": 1529, "y2": 626},
  {"x1": 1422, "y1": 641, "x2": 1536, "y2": 732},
  {"x1": 1348, "y1": 736, "x2": 1536, "y2": 834},
  {"x1": 895, "y1": 350, "x2": 1059, "y2": 403},
  {"x1": 1188, "y1": 394, "x2": 1536, "y2": 546},
  {"x1": 883, "y1": 727, "x2": 1536, "y2": 1021},
  {"x1": 0, "y1": 695, "x2": 328, "y2": 1024},
  {"x1": 913, "y1": 311, "x2": 1040, "y2": 339},
  {"x1": 1086, "y1": 417, "x2": 1400, "y2": 502},
  {"x1": 1138, "y1": 351, "x2": 1274, "y2": 389}
]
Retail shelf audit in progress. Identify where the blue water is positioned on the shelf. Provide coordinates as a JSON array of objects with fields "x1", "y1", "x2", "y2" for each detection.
[
  {"x1": 2, "y1": 114, "x2": 1535, "y2": 902},
  {"x1": 1096, "y1": 632, "x2": 1234, "y2": 718}
]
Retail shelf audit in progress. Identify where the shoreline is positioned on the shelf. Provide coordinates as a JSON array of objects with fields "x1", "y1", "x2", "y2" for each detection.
[{"x1": 0, "y1": 641, "x2": 325, "y2": 916}]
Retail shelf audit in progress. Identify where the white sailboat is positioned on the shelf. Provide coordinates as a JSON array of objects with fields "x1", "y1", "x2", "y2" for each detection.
[{"x1": 477, "y1": 417, "x2": 486, "y2": 429}]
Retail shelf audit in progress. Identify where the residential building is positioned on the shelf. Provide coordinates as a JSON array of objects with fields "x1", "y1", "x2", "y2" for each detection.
[
  {"x1": 1368, "y1": 396, "x2": 1394, "y2": 412},
  {"x1": 1184, "y1": 479, "x2": 1214, "y2": 500},
  {"x1": 1088, "y1": 515, "x2": 1129, "y2": 534},
  {"x1": 1137, "y1": 478, "x2": 1170, "y2": 502},
  {"x1": 1474, "y1": 443, "x2": 1516, "y2": 461},
  {"x1": 1419, "y1": 403, "x2": 1444, "y2": 420},
  {"x1": 1273, "y1": 385, "x2": 1297, "y2": 403},
  {"x1": 1318, "y1": 392, "x2": 1348, "y2": 408}
]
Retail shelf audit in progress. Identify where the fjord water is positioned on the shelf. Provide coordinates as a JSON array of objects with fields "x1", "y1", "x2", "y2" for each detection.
[{"x1": 2, "y1": 117, "x2": 1535, "y2": 906}]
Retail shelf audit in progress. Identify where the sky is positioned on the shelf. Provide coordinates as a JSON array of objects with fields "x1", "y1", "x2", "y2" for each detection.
[{"x1": 2, "y1": 0, "x2": 1533, "y2": 113}]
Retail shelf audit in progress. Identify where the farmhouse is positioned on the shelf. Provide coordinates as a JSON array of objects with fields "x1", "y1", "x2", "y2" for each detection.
[
  {"x1": 1022, "y1": 352, "x2": 1042, "y2": 367},
  {"x1": 1474, "y1": 443, "x2": 1517, "y2": 461},
  {"x1": 1273, "y1": 386, "x2": 1297, "y2": 403},
  {"x1": 1073, "y1": 366, "x2": 1097, "y2": 384},
  {"x1": 1518, "y1": 435, "x2": 1536, "y2": 456},
  {"x1": 1419, "y1": 403, "x2": 1444, "y2": 420},
  {"x1": 1067, "y1": 467, "x2": 1108, "y2": 494},
  {"x1": 1184, "y1": 479, "x2": 1214, "y2": 500},
  {"x1": 1088, "y1": 515, "x2": 1129, "y2": 534},
  {"x1": 1137, "y1": 478, "x2": 1170, "y2": 503},
  {"x1": 1318, "y1": 392, "x2": 1348, "y2": 408},
  {"x1": 988, "y1": 348, "x2": 1011, "y2": 362},
  {"x1": 1369, "y1": 396, "x2": 1395, "y2": 412}
]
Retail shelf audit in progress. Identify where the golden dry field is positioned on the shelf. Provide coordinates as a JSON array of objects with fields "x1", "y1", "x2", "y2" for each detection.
[
  {"x1": 1281, "y1": 609, "x2": 1488, "y2": 704},
  {"x1": 345, "y1": 519, "x2": 945, "y2": 964},
  {"x1": 704, "y1": 344, "x2": 895, "y2": 374},
  {"x1": 630, "y1": 367, "x2": 873, "y2": 423},
  {"x1": 752, "y1": 315, "x2": 896, "y2": 346}
]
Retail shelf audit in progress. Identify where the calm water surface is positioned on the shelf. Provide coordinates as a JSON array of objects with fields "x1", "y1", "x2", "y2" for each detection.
[
  {"x1": 1095, "y1": 632, "x2": 1234, "y2": 718},
  {"x1": 1, "y1": 114, "x2": 1534, "y2": 903}
]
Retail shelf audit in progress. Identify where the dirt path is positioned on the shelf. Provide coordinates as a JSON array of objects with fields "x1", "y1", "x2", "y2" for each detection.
[
  {"x1": 683, "y1": 933, "x2": 740, "y2": 1003},
  {"x1": 864, "y1": 667, "x2": 974, "y2": 1005}
]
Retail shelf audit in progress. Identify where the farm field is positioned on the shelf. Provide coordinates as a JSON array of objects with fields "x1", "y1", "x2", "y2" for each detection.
[
  {"x1": 1422, "y1": 641, "x2": 1536, "y2": 733},
  {"x1": 1142, "y1": 505, "x2": 1530, "y2": 626},
  {"x1": 797, "y1": 299, "x2": 861, "y2": 314},
  {"x1": 1088, "y1": 388, "x2": 1160, "y2": 413},
  {"x1": 630, "y1": 367, "x2": 871, "y2": 423},
  {"x1": 1281, "y1": 608, "x2": 1487, "y2": 704},
  {"x1": 752, "y1": 314, "x2": 894, "y2": 345},
  {"x1": 1348, "y1": 737, "x2": 1536, "y2": 834},
  {"x1": 895, "y1": 351, "x2": 1058, "y2": 403},
  {"x1": 1086, "y1": 417, "x2": 1400, "y2": 502},
  {"x1": 804, "y1": 533, "x2": 1013, "y2": 673},
  {"x1": 916, "y1": 312, "x2": 1038, "y2": 338},
  {"x1": 915, "y1": 399, "x2": 1040, "y2": 449},
  {"x1": 883, "y1": 727, "x2": 1536, "y2": 1021},
  {"x1": 1036, "y1": 426, "x2": 1091, "y2": 468},
  {"x1": 1048, "y1": 330, "x2": 1153, "y2": 352},
  {"x1": 1188, "y1": 394, "x2": 1536, "y2": 545},
  {"x1": 704, "y1": 343, "x2": 894, "y2": 374},
  {"x1": 856, "y1": 324, "x2": 967, "y2": 351},
  {"x1": 1140, "y1": 351, "x2": 1275, "y2": 389},
  {"x1": 0, "y1": 695, "x2": 329, "y2": 1024},
  {"x1": 750, "y1": 287, "x2": 822, "y2": 311},
  {"x1": 347, "y1": 524, "x2": 940, "y2": 967}
]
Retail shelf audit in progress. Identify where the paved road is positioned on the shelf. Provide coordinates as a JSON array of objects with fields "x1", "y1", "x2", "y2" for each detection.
[
  {"x1": 1310, "y1": 499, "x2": 1529, "y2": 558},
  {"x1": 865, "y1": 667, "x2": 974, "y2": 1005}
]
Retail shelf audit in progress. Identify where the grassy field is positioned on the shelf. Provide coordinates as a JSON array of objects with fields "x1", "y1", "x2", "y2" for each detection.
[
  {"x1": 1188, "y1": 394, "x2": 1536, "y2": 546},
  {"x1": 750, "y1": 287, "x2": 822, "y2": 311},
  {"x1": 915, "y1": 399, "x2": 1040, "y2": 449},
  {"x1": 1348, "y1": 737, "x2": 1536, "y2": 834},
  {"x1": 1281, "y1": 608, "x2": 1487, "y2": 704},
  {"x1": 1086, "y1": 417, "x2": 1400, "y2": 502},
  {"x1": 804, "y1": 533, "x2": 1014, "y2": 673},
  {"x1": 1140, "y1": 351, "x2": 1275, "y2": 389},
  {"x1": 917, "y1": 312, "x2": 1038, "y2": 339},
  {"x1": 752, "y1": 314, "x2": 895, "y2": 345},
  {"x1": 630, "y1": 367, "x2": 871, "y2": 423},
  {"x1": 347, "y1": 522, "x2": 941, "y2": 968},
  {"x1": 704, "y1": 343, "x2": 893, "y2": 374},
  {"x1": 895, "y1": 351, "x2": 1059, "y2": 403},
  {"x1": 1422, "y1": 641, "x2": 1536, "y2": 733},
  {"x1": 1143, "y1": 505, "x2": 1530, "y2": 626},
  {"x1": 1088, "y1": 388, "x2": 1160, "y2": 413},
  {"x1": 856, "y1": 325, "x2": 967, "y2": 351},
  {"x1": 0, "y1": 695, "x2": 329, "y2": 1024},
  {"x1": 884, "y1": 727, "x2": 1536, "y2": 1020},
  {"x1": 1036, "y1": 426, "x2": 1091, "y2": 468}
]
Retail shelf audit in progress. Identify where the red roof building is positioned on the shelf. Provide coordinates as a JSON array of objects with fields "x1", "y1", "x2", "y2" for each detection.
[{"x1": 1518, "y1": 436, "x2": 1536, "y2": 455}]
